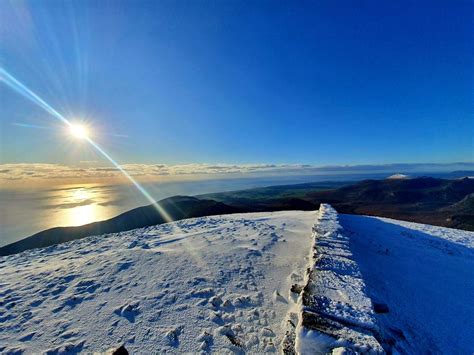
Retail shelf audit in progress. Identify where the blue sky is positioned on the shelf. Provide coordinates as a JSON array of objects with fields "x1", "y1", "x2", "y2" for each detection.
[{"x1": 1, "y1": 0, "x2": 473, "y2": 167}]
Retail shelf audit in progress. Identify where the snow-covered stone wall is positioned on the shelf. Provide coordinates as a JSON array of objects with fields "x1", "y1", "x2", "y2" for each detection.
[{"x1": 294, "y1": 204, "x2": 383, "y2": 354}]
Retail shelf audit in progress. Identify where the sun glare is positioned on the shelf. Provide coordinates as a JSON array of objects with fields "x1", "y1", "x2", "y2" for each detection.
[
  {"x1": 72, "y1": 187, "x2": 89, "y2": 201},
  {"x1": 70, "y1": 124, "x2": 89, "y2": 139}
]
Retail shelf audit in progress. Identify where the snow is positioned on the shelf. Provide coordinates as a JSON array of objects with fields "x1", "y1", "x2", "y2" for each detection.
[
  {"x1": 294, "y1": 204, "x2": 383, "y2": 354},
  {"x1": 294, "y1": 205, "x2": 474, "y2": 354},
  {"x1": 0, "y1": 211, "x2": 315, "y2": 354},
  {"x1": 340, "y1": 214, "x2": 474, "y2": 353},
  {"x1": 386, "y1": 174, "x2": 410, "y2": 179},
  {"x1": 1, "y1": 206, "x2": 473, "y2": 354}
]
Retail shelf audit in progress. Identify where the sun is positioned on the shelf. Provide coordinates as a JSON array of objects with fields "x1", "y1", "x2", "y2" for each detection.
[{"x1": 69, "y1": 124, "x2": 89, "y2": 139}]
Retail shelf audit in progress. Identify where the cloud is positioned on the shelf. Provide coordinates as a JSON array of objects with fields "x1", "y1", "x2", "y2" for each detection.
[
  {"x1": 0, "y1": 162, "x2": 473, "y2": 184},
  {"x1": 44, "y1": 199, "x2": 96, "y2": 209},
  {"x1": 0, "y1": 163, "x2": 97, "y2": 181}
]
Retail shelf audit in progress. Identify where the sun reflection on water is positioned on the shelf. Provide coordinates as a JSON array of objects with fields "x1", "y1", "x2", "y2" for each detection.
[
  {"x1": 66, "y1": 203, "x2": 97, "y2": 226},
  {"x1": 50, "y1": 184, "x2": 118, "y2": 227},
  {"x1": 72, "y1": 187, "x2": 89, "y2": 202}
]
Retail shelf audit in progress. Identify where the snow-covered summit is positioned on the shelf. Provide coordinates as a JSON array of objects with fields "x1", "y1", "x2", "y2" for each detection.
[
  {"x1": 386, "y1": 173, "x2": 410, "y2": 179},
  {"x1": 1, "y1": 206, "x2": 473, "y2": 354},
  {"x1": 0, "y1": 211, "x2": 316, "y2": 354}
]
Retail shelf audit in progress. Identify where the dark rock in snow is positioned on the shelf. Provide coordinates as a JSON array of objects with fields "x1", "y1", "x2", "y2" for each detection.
[
  {"x1": 112, "y1": 345, "x2": 129, "y2": 355},
  {"x1": 373, "y1": 302, "x2": 390, "y2": 314},
  {"x1": 290, "y1": 284, "x2": 303, "y2": 294}
]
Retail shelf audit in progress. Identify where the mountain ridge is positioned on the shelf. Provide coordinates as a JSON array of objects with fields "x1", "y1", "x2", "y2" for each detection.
[{"x1": 1, "y1": 177, "x2": 473, "y2": 256}]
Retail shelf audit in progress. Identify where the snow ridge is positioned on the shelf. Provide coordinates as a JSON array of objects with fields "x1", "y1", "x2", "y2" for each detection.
[{"x1": 294, "y1": 204, "x2": 383, "y2": 354}]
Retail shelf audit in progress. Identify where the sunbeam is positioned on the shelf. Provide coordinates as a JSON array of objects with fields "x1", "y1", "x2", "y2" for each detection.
[
  {"x1": 12, "y1": 122, "x2": 55, "y2": 130},
  {"x1": 0, "y1": 66, "x2": 173, "y2": 223},
  {"x1": 1, "y1": 68, "x2": 70, "y2": 126},
  {"x1": 0, "y1": 66, "x2": 209, "y2": 267}
]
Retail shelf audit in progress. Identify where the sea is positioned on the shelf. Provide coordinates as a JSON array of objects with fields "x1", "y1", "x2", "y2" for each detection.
[{"x1": 0, "y1": 171, "x2": 457, "y2": 247}]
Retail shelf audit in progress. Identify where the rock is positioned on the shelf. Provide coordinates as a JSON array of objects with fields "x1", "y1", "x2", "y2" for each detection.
[
  {"x1": 225, "y1": 333, "x2": 244, "y2": 348},
  {"x1": 373, "y1": 302, "x2": 389, "y2": 314},
  {"x1": 112, "y1": 345, "x2": 129, "y2": 355},
  {"x1": 290, "y1": 284, "x2": 304, "y2": 294}
]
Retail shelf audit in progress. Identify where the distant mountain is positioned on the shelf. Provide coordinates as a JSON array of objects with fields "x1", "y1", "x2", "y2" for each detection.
[
  {"x1": 313, "y1": 176, "x2": 473, "y2": 205},
  {"x1": 2, "y1": 177, "x2": 473, "y2": 256},
  {"x1": 204, "y1": 177, "x2": 474, "y2": 231},
  {"x1": 435, "y1": 170, "x2": 474, "y2": 179}
]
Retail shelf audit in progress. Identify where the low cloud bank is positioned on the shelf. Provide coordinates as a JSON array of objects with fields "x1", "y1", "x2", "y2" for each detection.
[{"x1": 0, "y1": 162, "x2": 472, "y2": 185}]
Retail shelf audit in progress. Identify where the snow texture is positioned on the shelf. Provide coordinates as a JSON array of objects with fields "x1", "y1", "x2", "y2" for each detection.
[
  {"x1": 1, "y1": 206, "x2": 473, "y2": 354},
  {"x1": 295, "y1": 204, "x2": 383, "y2": 354},
  {"x1": 340, "y1": 214, "x2": 474, "y2": 353},
  {"x1": 294, "y1": 206, "x2": 474, "y2": 354},
  {"x1": 0, "y1": 211, "x2": 315, "y2": 354}
]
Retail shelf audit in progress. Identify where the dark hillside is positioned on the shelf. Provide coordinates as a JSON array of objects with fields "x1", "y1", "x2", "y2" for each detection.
[
  {"x1": 2, "y1": 177, "x2": 473, "y2": 256},
  {"x1": 0, "y1": 196, "x2": 240, "y2": 256}
]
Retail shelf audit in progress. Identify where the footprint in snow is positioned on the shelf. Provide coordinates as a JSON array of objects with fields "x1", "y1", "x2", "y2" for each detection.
[
  {"x1": 189, "y1": 288, "x2": 215, "y2": 299},
  {"x1": 18, "y1": 332, "x2": 36, "y2": 342},
  {"x1": 290, "y1": 272, "x2": 304, "y2": 282},
  {"x1": 115, "y1": 301, "x2": 140, "y2": 323},
  {"x1": 209, "y1": 311, "x2": 224, "y2": 324},
  {"x1": 272, "y1": 290, "x2": 287, "y2": 303},
  {"x1": 127, "y1": 241, "x2": 138, "y2": 248},
  {"x1": 209, "y1": 295, "x2": 223, "y2": 308},
  {"x1": 261, "y1": 327, "x2": 275, "y2": 337},
  {"x1": 215, "y1": 325, "x2": 244, "y2": 351},
  {"x1": 187, "y1": 277, "x2": 207, "y2": 286},
  {"x1": 117, "y1": 261, "x2": 133, "y2": 272},
  {"x1": 44, "y1": 340, "x2": 85, "y2": 354},
  {"x1": 197, "y1": 331, "x2": 214, "y2": 351},
  {"x1": 165, "y1": 325, "x2": 184, "y2": 346},
  {"x1": 29, "y1": 299, "x2": 44, "y2": 307},
  {"x1": 74, "y1": 279, "x2": 100, "y2": 294}
]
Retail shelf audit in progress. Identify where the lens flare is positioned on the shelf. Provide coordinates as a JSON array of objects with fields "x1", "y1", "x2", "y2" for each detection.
[
  {"x1": 0, "y1": 66, "x2": 172, "y2": 223},
  {"x1": 70, "y1": 124, "x2": 89, "y2": 139},
  {"x1": 1, "y1": 66, "x2": 206, "y2": 267}
]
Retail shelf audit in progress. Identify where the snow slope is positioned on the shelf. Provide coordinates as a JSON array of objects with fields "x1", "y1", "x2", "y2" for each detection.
[
  {"x1": 0, "y1": 211, "x2": 315, "y2": 354},
  {"x1": 340, "y1": 214, "x2": 474, "y2": 353}
]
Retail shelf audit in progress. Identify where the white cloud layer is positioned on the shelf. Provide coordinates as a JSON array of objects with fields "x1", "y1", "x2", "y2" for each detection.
[
  {"x1": 0, "y1": 163, "x2": 307, "y2": 181},
  {"x1": 0, "y1": 162, "x2": 472, "y2": 184}
]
